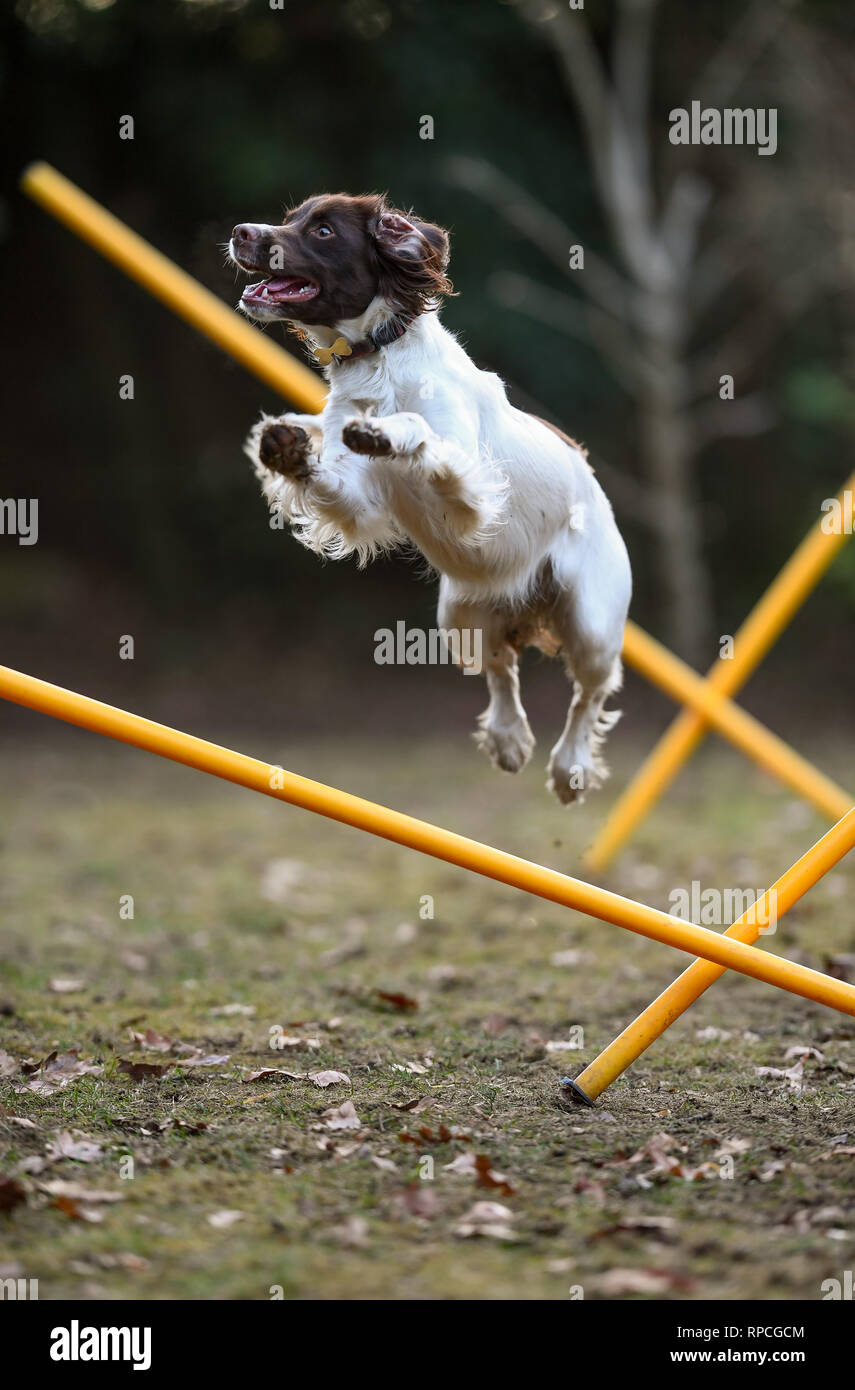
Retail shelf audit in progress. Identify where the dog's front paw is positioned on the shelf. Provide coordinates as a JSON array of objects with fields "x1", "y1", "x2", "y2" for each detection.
[
  {"x1": 342, "y1": 419, "x2": 392, "y2": 457},
  {"x1": 258, "y1": 422, "x2": 313, "y2": 479}
]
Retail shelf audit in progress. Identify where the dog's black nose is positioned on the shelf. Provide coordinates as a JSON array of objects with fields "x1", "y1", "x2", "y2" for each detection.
[{"x1": 232, "y1": 224, "x2": 263, "y2": 243}]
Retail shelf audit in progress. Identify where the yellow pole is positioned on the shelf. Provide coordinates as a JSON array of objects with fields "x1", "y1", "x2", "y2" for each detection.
[
  {"x1": 585, "y1": 475, "x2": 855, "y2": 873},
  {"x1": 572, "y1": 805, "x2": 855, "y2": 1102},
  {"x1": 20, "y1": 162, "x2": 326, "y2": 414},
  {"x1": 621, "y1": 621, "x2": 851, "y2": 823},
  {"x1": 2, "y1": 662, "x2": 855, "y2": 1018}
]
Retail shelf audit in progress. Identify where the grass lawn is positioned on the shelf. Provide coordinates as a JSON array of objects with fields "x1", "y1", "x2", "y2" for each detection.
[{"x1": 1, "y1": 724, "x2": 854, "y2": 1301}]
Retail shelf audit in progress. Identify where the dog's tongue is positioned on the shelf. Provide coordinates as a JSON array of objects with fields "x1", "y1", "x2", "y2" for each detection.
[{"x1": 266, "y1": 277, "x2": 307, "y2": 294}]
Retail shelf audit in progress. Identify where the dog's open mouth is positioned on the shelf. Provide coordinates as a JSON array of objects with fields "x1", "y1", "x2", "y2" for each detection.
[{"x1": 240, "y1": 276, "x2": 320, "y2": 308}]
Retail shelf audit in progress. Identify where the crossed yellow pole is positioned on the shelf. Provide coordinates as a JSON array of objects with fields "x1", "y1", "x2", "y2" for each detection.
[
  {"x1": 571, "y1": 804, "x2": 855, "y2": 1101},
  {"x1": 586, "y1": 486, "x2": 855, "y2": 872},
  {"x1": 18, "y1": 161, "x2": 855, "y2": 1100},
  {"x1": 621, "y1": 621, "x2": 850, "y2": 824}
]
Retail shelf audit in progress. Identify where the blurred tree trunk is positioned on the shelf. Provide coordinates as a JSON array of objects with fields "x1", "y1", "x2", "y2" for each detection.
[
  {"x1": 526, "y1": 0, "x2": 718, "y2": 664},
  {"x1": 638, "y1": 361, "x2": 712, "y2": 667},
  {"x1": 450, "y1": 0, "x2": 803, "y2": 665}
]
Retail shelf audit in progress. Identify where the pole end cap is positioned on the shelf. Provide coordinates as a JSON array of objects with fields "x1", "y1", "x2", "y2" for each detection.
[{"x1": 559, "y1": 1076, "x2": 596, "y2": 1107}]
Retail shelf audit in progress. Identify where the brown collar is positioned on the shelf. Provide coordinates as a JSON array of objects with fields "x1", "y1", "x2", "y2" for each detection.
[{"x1": 313, "y1": 313, "x2": 414, "y2": 367}]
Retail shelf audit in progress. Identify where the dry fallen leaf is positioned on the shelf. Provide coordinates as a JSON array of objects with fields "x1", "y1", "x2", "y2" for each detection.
[
  {"x1": 627, "y1": 1132, "x2": 684, "y2": 1173},
  {"x1": 715, "y1": 1137, "x2": 752, "y2": 1157},
  {"x1": 481, "y1": 1015, "x2": 508, "y2": 1037},
  {"x1": 243, "y1": 1067, "x2": 307, "y2": 1084},
  {"x1": 127, "y1": 1028, "x2": 174, "y2": 1053},
  {"x1": 321, "y1": 1101, "x2": 362, "y2": 1131},
  {"x1": 177, "y1": 1054, "x2": 231, "y2": 1069},
  {"x1": 391, "y1": 1183, "x2": 438, "y2": 1220},
  {"x1": 390, "y1": 1058, "x2": 433, "y2": 1075},
  {"x1": 46, "y1": 1131, "x2": 104, "y2": 1164},
  {"x1": 267, "y1": 1032, "x2": 321, "y2": 1051},
  {"x1": 550, "y1": 949, "x2": 587, "y2": 967},
  {"x1": 755, "y1": 1061, "x2": 805, "y2": 1092},
  {"x1": 207, "y1": 1209, "x2": 244, "y2": 1229},
  {"x1": 118, "y1": 1059, "x2": 170, "y2": 1081},
  {"x1": 330, "y1": 1214, "x2": 369, "y2": 1248},
  {"x1": 398, "y1": 1124, "x2": 461, "y2": 1148},
  {"x1": 454, "y1": 1200, "x2": 516, "y2": 1240},
  {"x1": 389, "y1": 1096, "x2": 430, "y2": 1113},
  {"x1": 375, "y1": 990, "x2": 418, "y2": 1012},
  {"x1": 569, "y1": 1175, "x2": 607, "y2": 1205},
  {"x1": 52, "y1": 1195, "x2": 104, "y2": 1223},
  {"x1": 621, "y1": 1132, "x2": 717, "y2": 1183},
  {"x1": 85, "y1": 1251, "x2": 150, "y2": 1272},
  {"x1": 694, "y1": 1026, "x2": 760, "y2": 1043},
  {"x1": 755, "y1": 1159, "x2": 790, "y2": 1182},
  {"x1": 260, "y1": 858, "x2": 307, "y2": 903},
  {"x1": 0, "y1": 1176, "x2": 27, "y2": 1214},
  {"x1": 14, "y1": 1051, "x2": 102, "y2": 1096},
  {"x1": 119, "y1": 951, "x2": 149, "y2": 973},
  {"x1": 784, "y1": 1045, "x2": 824, "y2": 1063},
  {"x1": 790, "y1": 1205, "x2": 847, "y2": 1234},
  {"x1": 444, "y1": 1152, "x2": 478, "y2": 1176},
  {"x1": 242, "y1": 1067, "x2": 349, "y2": 1089},
  {"x1": 588, "y1": 1216, "x2": 677, "y2": 1243},
  {"x1": 39, "y1": 1179, "x2": 124, "y2": 1204},
  {"x1": 474, "y1": 1154, "x2": 517, "y2": 1197},
  {"x1": 17, "y1": 1156, "x2": 47, "y2": 1175},
  {"x1": 426, "y1": 964, "x2": 458, "y2": 988},
  {"x1": 598, "y1": 1267, "x2": 692, "y2": 1295}
]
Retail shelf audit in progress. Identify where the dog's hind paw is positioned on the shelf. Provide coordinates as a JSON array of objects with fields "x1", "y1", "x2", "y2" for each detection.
[
  {"x1": 546, "y1": 755, "x2": 607, "y2": 807},
  {"x1": 474, "y1": 718, "x2": 535, "y2": 775}
]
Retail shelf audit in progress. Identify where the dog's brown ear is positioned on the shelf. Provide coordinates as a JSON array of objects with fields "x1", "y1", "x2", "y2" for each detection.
[
  {"x1": 370, "y1": 208, "x2": 454, "y2": 315},
  {"x1": 372, "y1": 210, "x2": 449, "y2": 267}
]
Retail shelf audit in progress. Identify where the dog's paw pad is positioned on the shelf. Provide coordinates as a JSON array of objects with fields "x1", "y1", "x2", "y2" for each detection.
[
  {"x1": 547, "y1": 760, "x2": 605, "y2": 806},
  {"x1": 342, "y1": 420, "x2": 392, "y2": 457},
  {"x1": 474, "y1": 721, "x2": 535, "y2": 775},
  {"x1": 259, "y1": 423, "x2": 312, "y2": 478}
]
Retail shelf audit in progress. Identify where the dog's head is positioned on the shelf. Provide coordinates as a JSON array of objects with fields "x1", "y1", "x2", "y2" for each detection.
[{"x1": 229, "y1": 193, "x2": 452, "y2": 329}]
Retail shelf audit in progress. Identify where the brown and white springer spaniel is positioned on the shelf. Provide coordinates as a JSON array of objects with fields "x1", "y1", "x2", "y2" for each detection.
[{"x1": 229, "y1": 194, "x2": 631, "y2": 804}]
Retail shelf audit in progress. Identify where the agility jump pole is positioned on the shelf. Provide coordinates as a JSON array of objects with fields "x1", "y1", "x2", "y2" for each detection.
[
  {"x1": 622, "y1": 621, "x2": 851, "y2": 824},
  {"x1": 21, "y1": 164, "x2": 850, "y2": 833},
  {"x1": 2, "y1": 661, "x2": 855, "y2": 1023},
  {"x1": 586, "y1": 472, "x2": 855, "y2": 873},
  {"x1": 566, "y1": 804, "x2": 855, "y2": 1102},
  {"x1": 20, "y1": 163, "x2": 326, "y2": 412}
]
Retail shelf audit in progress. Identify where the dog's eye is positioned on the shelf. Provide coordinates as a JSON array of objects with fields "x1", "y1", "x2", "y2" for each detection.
[{"x1": 312, "y1": 223, "x2": 335, "y2": 238}]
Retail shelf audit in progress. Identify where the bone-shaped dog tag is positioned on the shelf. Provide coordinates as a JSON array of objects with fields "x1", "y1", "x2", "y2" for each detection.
[{"x1": 315, "y1": 337, "x2": 352, "y2": 366}]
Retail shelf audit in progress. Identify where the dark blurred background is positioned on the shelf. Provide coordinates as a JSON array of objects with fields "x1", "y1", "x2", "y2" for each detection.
[{"x1": 1, "y1": 0, "x2": 854, "y2": 741}]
